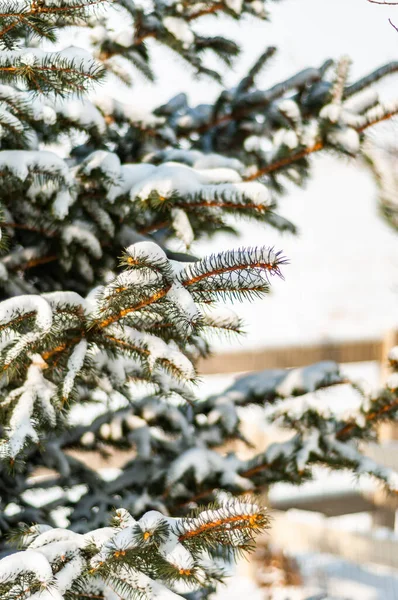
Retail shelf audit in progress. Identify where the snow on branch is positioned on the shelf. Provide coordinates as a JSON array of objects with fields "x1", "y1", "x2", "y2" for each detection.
[
  {"x1": 146, "y1": 149, "x2": 245, "y2": 173},
  {"x1": 205, "y1": 361, "x2": 344, "y2": 411},
  {"x1": 72, "y1": 152, "x2": 292, "y2": 239},
  {"x1": 127, "y1": 56, "x2": 398, "y2": 191},
  {"x1": 0, "y1": 150, "x2": 70, "y2": 183},
  {"x1": 1, "y1": 359, "x2": 57, "y2": 458},
  {"x1": 0, "y1": 241, "x2": 285, "y2": 458},
  {"x1": 330, "y1": 55, "x2": 352, "y2": 105},
  {"x1": 236, "y1": 426, "x2": 398, "y2": 494},
  {"x1": 84, "y1": 0, "x2": 271, "y2": 82},
  {"x1": 0, "y1": 46, "x2": 105, "y2": 95},
  {"x1": 0, "y1": 295, "x2": 53, "y2": 372},
  {"x1": 0, "y1": 0, "x2": 109, "y2": 54},
  {"x1": 121, "y1": 241, "x2": 172, "y2": 279},
  {"x1": 238, "y1": 381, "x2": 398, "y2": 493},
  {"x1": 7, "y1": 352, "x2": 398, "y2": 535},
  {"x1": 61, "y1": 339, "x2": 88, "y2": 403},
  {"x1": 0, "y1": 549, "x2": 53, "y2": 586},
  {"x1": 95, "y1": 243, "x2": 285, "y2": 329},
  {"x1": 178, "y1": 246, "x2": 285, "y2": 302},
  {"x1": 158, "y1": 359, "x2": 398, "y2": 505},
  {"x1": 0, "y1": 500, "x2": 268, "y2": 599},
  {"x1": 103, "y1": 325, "x2": 196, "y2": 381},
  {"x1": 246, "y1": 87, "x2": 398, "y2": 180}
]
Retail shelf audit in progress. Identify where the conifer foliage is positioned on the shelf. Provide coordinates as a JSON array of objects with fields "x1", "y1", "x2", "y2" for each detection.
[{"x1": 0, "y1": 1, "x2": 398, "y2": 598}]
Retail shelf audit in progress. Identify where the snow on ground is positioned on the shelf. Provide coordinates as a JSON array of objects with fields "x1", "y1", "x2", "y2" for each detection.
[
  {"x1": 214, "y1": 558, "x2": 398, "y2": 600},
  {"x1": 298, "y1": 552, "x2": 398, "y2": 600},
  {"x1": 214, "y1": 544, "x2": 398, "y2": 599}
]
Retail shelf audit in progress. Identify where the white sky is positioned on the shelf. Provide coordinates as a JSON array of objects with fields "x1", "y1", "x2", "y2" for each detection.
[{"x1": 94, "y1": 1, "x2": 398, "y2": 351}]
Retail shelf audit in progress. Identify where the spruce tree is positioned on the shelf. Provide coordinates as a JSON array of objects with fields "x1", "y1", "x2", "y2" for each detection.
[{"x1": 0, "y1": 1, "x2": 398, "y2": 598}]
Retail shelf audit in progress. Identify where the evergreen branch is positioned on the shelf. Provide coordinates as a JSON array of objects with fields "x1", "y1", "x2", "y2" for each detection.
[
  {"x1": 0, "y1": 502, "x2": 267, "y2": 599},
  {"x1": 236, "y1": 46, "x2": 277, "y2": 95},
  {"x1": 96, "y1": 287, "x2": 171, "y2": 329},
  {"x1": 0, "y1": 0, "x2": 109, "y2": 44},
  {"x1": 337, "y1": 391, "x2": 398, "y2": 439},
  {"x1": 0, "y1": 50, "x2": 105, "y2": 95},
  {"x1": 344, "y1": 62, "x2": 398, "y2": 97},
  {"x1": 245, "y1": 101, "x2": 398, "y2": 181},
  {"x1": 0, "y1": 0, "x2": 108, "y2": 18},
  {"x1": 97, "y1": 246, "x2": 284, "y2": 328},
  {"x1": 138, "y1": 221, "x2": 170, "y2": 235},
  {"x1": 244, "y1": 141, "x2": 324, "y2": 181},
  {"x1": 191, "y1": 66, "x2": 323, "y2": 135},
  {"x1": 186, "y1": 3, "x2": 225, "y2": 20},
  {"x1": 0, "y1": 63, "x2": 99, "y2": 85},
  {"x1": 0, "y1": 310, "x2": 35, "y2": 334},
  {"x1": 179, "y1": 247, "x2": 285, "y2": 287},
  {"x1": 3, "y1": 222, "x2": 56, "y2": 236},
  {"x1": 178, "y1": 507, "x2": 267, "y2": 543},
  {"x1": 18, "y1": 254, "x2": 58, "y2": 271},
  {"x1": 132, "y1": 2, "x2": 228, "y2": 46},
  {"x1": 174, "y1": 198, "x2": 270, "y2": 213}
]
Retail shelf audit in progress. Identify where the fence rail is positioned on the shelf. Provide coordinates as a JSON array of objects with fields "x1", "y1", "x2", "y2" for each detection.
[{"x1": 198, "y1": 338, "x2": 384, "y2": 375}]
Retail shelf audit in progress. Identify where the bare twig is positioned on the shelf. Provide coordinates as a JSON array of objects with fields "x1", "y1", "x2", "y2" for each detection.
[
  {"x1": 389, "y1": 17, "x2": 398, "y2": 31},
  {"x1": 368, "y1": 1, "x2": 398, "y2": 5}
]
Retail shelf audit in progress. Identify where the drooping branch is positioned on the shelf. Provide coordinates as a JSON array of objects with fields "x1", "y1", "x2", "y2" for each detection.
[{"x1": 245, "y1": 101, "x2": 398, "y2": 181}]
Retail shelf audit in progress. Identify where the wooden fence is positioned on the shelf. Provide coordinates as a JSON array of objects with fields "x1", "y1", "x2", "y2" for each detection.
[{"x1": 198, "y1": 331, "x2": 398, "y2": 375}]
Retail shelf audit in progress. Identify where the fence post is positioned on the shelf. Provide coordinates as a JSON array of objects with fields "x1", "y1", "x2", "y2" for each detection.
[{"x1": 379, "y1": 328, "x2": 398, "y2": 441}]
